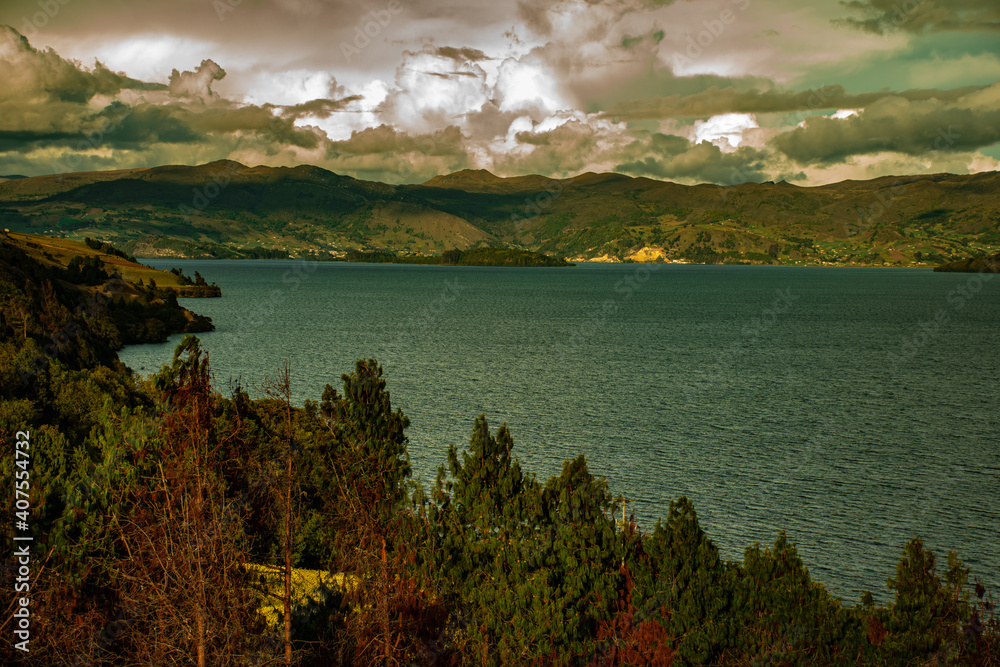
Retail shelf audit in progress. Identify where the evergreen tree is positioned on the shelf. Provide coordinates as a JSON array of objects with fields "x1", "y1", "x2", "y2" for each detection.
[{"x1": 641, "y1": 496, "x2": 733, "y2": 665}]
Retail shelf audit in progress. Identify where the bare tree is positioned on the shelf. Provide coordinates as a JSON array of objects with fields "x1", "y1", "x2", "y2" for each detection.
[
  {"x1": 112, "y1": 336, "x2": 263, "y2": 665},
  {"x1": 263, "y1": 360, "x2": 298, "y2": 666}
]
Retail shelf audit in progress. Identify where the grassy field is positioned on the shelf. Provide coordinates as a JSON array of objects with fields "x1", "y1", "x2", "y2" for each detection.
[
  {"x1": 5, "y1": 231, "x2": 194, "y2": 289},
  {"x1": 246, "y1": 563, "x2": 356, "y2": 630}
]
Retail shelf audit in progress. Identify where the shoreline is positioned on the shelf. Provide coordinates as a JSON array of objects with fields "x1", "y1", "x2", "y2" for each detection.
[{"x1": 135, "y1": 254, "x2": 942, "y2": 269}]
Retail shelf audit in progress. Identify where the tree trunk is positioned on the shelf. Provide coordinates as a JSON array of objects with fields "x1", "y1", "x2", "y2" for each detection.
[
  {"x1": 196, "y1": 604, "x2": 206, "y2": 667},
  {"x1": 283, "y1": 362, "x2": 294, "y2": 666},
  {"x1": 284, "y1": 471, "x2": 293, "y2": 666},
  {"x1": 381, "y1": 535, "x2": 390, "y2": 663}
]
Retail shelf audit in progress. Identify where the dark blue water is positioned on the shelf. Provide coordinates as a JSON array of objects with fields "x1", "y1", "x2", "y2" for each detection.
[{"x1": 119, "y1": 260, "x2": 1000, "y2": 603}]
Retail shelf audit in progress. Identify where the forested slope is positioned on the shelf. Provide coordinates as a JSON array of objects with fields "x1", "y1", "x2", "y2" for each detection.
[{"x1": 1, "y1": 239, "x2": 998, "y2": 666}]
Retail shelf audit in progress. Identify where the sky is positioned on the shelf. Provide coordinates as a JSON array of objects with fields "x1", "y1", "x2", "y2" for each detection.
[{"x1": 1, "y1": 0, "x2": 999, "y2": 185}]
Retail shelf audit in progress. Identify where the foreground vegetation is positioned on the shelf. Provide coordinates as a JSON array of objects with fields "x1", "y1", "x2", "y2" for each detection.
[{"x1": 2, "y1": 239, "x2": 998, "y2": 666}]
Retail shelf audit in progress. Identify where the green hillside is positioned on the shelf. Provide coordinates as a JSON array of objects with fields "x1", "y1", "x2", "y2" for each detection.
[{"x1": 2, "y1": 161, "x2": 998, "y2": 266}]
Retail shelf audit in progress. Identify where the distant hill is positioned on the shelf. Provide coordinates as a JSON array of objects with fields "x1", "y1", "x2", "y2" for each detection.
[
  {"x1": 1, "y1": 161, "x2": 998, "y2": 265},
  {"x1": 344, "y1": 247, "x2": 573, "y2": 267},
  {"x1": 422, "y1": 169, "x2": 561, "y2": 194}
]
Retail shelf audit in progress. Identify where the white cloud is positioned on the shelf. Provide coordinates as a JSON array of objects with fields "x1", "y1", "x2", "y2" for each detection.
[
  {"x1": 240, "y1": 69, "x2": 341, "y2": 107},
  {"x1": 693, "y1": 113, "x2": 758, "y2": 149},
  {"x1": 379, "y1": 50, "x2": 491, "y2": 133},
  {"x1": 495, "y1": 56, "x2": 565, "y2": 113},
  {"x1": 306, "y1": 79, "x2": 390, "y2": 141},
  {"x1": 77, "y1": 35, "x2": 217, "y2": 83}
]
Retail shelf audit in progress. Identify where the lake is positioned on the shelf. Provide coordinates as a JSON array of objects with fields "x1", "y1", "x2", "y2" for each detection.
[{"x1": 118, "y1": 259, "x2": 1000, "y2": 603}]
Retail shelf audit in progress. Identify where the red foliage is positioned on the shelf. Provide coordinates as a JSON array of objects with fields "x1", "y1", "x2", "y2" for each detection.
[
  {"x1": 867, "y1": 616, "x2": 887, "y2": 647},
  {"x1": 591, "y1": 562, "x2": 675, "y2": 666}
]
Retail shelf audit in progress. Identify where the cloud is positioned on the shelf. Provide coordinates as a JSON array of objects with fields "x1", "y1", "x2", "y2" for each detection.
[
  {"x1": 495, "y1": 54, "x2": 567, "y2": 114},
  {"x1": 834, "y1": 0, "x2": 1000, "y2": 35},
  {"x1": 168, "y1": 59, "x2": 226, "y2": 100},
  {"x1": 327, "y1": 124, "x2": 467, "y2": 157},
  {"x1": 0, "y1": 27, "x2": 351, "y2": 173},
  {"x1": 324, "y1": 124, "x2": 471, "y2": 182},
  {"x1": 0, "y1": 25, "x2": 164, "y2": 104},
  {"x1": 616, "y1": 133, "x2": 770, "y2": 184},
  {"x1": 185, "y1": 106, "x2": 323, "y2": 149},
  {"x1": 433, "y1": 46, "x2": 491, "y2": 62},
  {"x1": 378, "y1": 47, "x2": 492, "y2": 134},
  {"x1": 773, "y1": 83, "x2": 1000, "y2": 163},
  {"x1": 693, "y1": 113, "x2": 758, "y2": 148},
  {"x1": 497, "y1": 116, "x2": 610, "y2": 174},
  {"x1": 602, "y1": 83, "x2": 989, "y2": 119},
  {"x1": 278, "y1": 96, "x2": 363, "y2": 119},
  {"x1": 2, "y1": 1, "x2": 1000, "y2": 191},
  {"x1": 515, "y1": 0, "x2": 556, "y2": 37}
]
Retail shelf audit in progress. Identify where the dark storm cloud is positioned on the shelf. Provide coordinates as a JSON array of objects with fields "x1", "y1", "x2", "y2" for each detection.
[
  {"x1": 278, "y1": 96, "x2": 363, "y2": 118},
  {"x1": 433, "y1": 46, "x2": 490, "y2": 62},
  {"x1": 834, "y1": 0, "x2": 1000, "y2": 35},
  {"x1": 105, "y1": 105, "x2": 203, "y2": 146},
  {"x1": 603, "y1": 84, "x2": 989, "y2": 119},
  {"x1": 616, "y1": 133, "x2": 769, "y2": 184},
  {"x1": 421, "y1": 70, "x2": 481, "y2": 79},
  {"x1": 184, "y1": 106, "x2": 323, "y2": 148},
  {"x1": 327, "y1": 124, "x2": 466, "y2": 157},
  {"x1": 0, "y1": 102, "x2": 199, "y2": 152},
  {"x1": 501, "y1": 119, "x2": 604, "y2": 174},
  {"x1": 0, "y1": 25, "x2": 351, "y2": 169},
  {"x1": 773, "y1": 86, "x2": 1000, "y2": 163},
  {"x1": 323, "y1": 124, "x2": 471, "y2": 182},
  {"x1": 0, "y1": 98, "x2": 321, "y2": 153},
  {"x1": 0, "y1": 130, "x2": 77, "y2": 152},
  {"x1": 2, "y1": 0, "x2": 999, "y2": 185},
  {"x1": 0, "y1": 25, "x2": 165, "y2": 104}
]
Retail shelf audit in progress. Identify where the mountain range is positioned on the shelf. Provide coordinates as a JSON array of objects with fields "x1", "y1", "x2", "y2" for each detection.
[{"x1": 1, "y1": 160, "x2": 998, "y2": 266}]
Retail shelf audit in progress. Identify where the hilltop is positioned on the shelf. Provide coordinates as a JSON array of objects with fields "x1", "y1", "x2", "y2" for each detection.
[
  {"x1": 4, "y1": 231, "x2": 221, "y2": 296},
  {"x1": 0, "y1": 231, "x2": 216, "y2": 345},
  {"x1": 1, "y1": 161, "x2": 998, "y2": 265}
]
